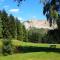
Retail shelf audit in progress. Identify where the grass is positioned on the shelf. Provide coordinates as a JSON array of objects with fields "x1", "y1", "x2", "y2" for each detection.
[
  {"x1": 12, "y1": 40, "x2": 49, "y2": 47},
  {"x1": 0, "y1": 39, "x2": 60, "y2": 60},
  {"x1": 0, "y1": 39, "x2": 60, "y2": 48},
  {"x1": 12, "y1": 40, "x2": 60, "y2": 48},
  {"x1": 0, "y1": 52, "x2": 60, "y2": 60}
]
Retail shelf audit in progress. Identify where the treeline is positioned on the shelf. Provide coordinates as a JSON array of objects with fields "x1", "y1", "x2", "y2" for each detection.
[
  {"x1": 28, "y1": 28, "x2": 60, "y2": 44},
  {"x1": 28, "y1": 28, "x2": 47, "y2": 43},
  {"x1": 0, "y1": 9, "x2": 27, "y2": 41}
]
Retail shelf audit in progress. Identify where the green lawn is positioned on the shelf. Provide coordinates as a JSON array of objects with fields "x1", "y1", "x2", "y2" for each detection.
[
  {"x1": 0, "y1": 39, "x2": 60, "y2": 60},
  {"x1": 0, "y1": 39, "x2": 60, "y2": 48},
  {"x1": 12, "y1": 40, "x2": 60, "y2": 48},
  {"x1": 0, "y1": 52, "x2": 60, "y2": 60}
]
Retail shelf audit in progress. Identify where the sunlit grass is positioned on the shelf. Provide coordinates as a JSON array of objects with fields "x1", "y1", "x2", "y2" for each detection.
[
  {"x1": 0, "y1": 52, "x2": 60, "y2": 60},
  {"x1": 0, "y1": 39, "x2": 60, "y2": 48},
  {"x1": 12, "y1": 40, "x2": 60, "y2": 48}
]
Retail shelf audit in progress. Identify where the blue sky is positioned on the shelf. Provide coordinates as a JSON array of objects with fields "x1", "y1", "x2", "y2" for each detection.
[{"x1": 0, "y1": 0, "x2": 46, "y2": 21}]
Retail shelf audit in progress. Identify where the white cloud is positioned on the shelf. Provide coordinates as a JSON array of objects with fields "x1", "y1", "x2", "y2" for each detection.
[
  {"x1": 18, "y1": 17, "x2": 24, "y2": 22},
  {"x1": 18, "y1": 17, "x2": 22, "y2": 20},
  {"x1": 9, "y1": 9, "x2": 19, "y2": 13}
]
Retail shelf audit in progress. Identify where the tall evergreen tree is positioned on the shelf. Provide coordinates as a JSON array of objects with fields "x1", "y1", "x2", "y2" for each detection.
[
  {"x1": 0, "y1": 10, "x2": 3, "y2": 38},
  {"x1": 1, "y1": 10, "x2": 12, "y2": 55},
  {"x1": 22, "y1": 24, "x2": 28, "y2": 42},
  {"x1": 8, "y1": 14, "x2": 17, "y2": 38},
  {"x1": 16, "y1": 18, "x2": 23, "y2": 41}
]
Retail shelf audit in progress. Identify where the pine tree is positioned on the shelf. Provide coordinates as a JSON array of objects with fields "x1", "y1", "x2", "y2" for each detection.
[
  {"x1": 8, "y1": 14, "x2": 17, "y2": 39},
  {"x1": 1, "y1": 10, "x2": 12, "y2": 55},
  {"x1": 22, "y1": 24, "x2": 28, "y2": 42},
  {"x1": 16, "y1": 18, "x2": 23, "y2": 41},
  {"x1": 0, "y1": 10, "x2": 3, "y2": 38}
]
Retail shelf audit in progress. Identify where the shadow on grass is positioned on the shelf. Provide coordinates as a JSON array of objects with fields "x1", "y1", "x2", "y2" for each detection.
[{"x1": 15, "y1": 46, "x2": 60, "y2": 53}]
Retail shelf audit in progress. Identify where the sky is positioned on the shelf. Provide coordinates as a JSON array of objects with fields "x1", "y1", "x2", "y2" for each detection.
[{"x1": 0, "y1": 0, "x2": 46, "y2": 21}]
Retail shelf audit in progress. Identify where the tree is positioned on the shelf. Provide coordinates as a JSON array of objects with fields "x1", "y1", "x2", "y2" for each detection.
[
  {"x1": 41, "y1": 0, "x2": 60, "y2": 27},
  {"x1": 8, "y1": 14, "x2": 17, "y2": 38},
  {"x1": 28, "y1": 28, "x2": 46, "y2": 43},
  {"x1": 22, "y1": 24, "x2": 28, "y2": 42},
  {"x1": 14, "y1": 0, "x2": 25, "y2": 6},
  {"x1": 57, "y1": 15, "x2": 60, "y2": 30},
  {"x1": 1, "y1": 10, "x2": 12, "y2": 55},
  {"x1": 0, "y1": 11, "x2": 3, "y2": 38},
  {"x1": 16, "y1": 18, "x2": 23, "y2": 41}
]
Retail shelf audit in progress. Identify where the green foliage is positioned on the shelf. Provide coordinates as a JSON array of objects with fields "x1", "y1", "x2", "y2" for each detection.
[
  {"x1": 16, "y1": 18, "x2": 23, "y2": 41},
  {"x1": 0, "y1": 11, "x2": 3, "y2": 38},
  {"x1": 42, "y1": 0, "x2": 60, "y2": 26},
  {"x1": 15, "y1": 18, "x2": 28, "y2": 42},
  {"x1": 0, "y1": 10, "x2": 12, "y2": 55},
  {"x1": 8, "y1": 14, "x2": 17, "y2": 38},
  {"x1": 0, "y1": 9, "x2": 25, "y2": 41},
  {"x1": 0, "y1": 9, "x2": 28, "y2": 55},
  {"x1": 28, "y1": 28, "x2": 46, "y2": 43},
  {"x1": 2, "y1": 39, "x2": 12, "y2": 55},
  {"x1": 46, "y1": 29, "x2": 60, "y2": 44},
  {"x1": 22, "y1": 25, "x2": 28, "y2": 42},
  {"x1": 57, "y1": 15, "x2": 60, "y2": 30},
  {"x1": 41, "y1": 0, "x2": 60, "y2": 43}
]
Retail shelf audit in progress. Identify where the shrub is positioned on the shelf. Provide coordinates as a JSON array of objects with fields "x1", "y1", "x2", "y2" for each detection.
[{"x1": 2, "y1": 39, "x2": 12, "y2": 55}]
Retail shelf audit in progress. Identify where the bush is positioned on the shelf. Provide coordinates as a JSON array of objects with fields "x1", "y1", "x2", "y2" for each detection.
[{"x1": 2, "y1": 39, "x2": 12, "y2": 55}]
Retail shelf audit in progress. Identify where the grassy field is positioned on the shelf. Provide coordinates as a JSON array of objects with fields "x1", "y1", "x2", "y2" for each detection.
[
  {"x1": 12, "y1": 40, "x2": 60, "y2": 48},
  {"x1": 0, "y1": 39, "x2": 60, "y2": 60},
  {"x1": 0, "y1": 39, "x2": 60, "y2": 48},
  {"x1": 0, "y1": 52, "x2": 60, "y2": 60}
]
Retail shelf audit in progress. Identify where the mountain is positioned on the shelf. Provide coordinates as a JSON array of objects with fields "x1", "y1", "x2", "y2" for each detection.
[{"x1": 23, "y1": 19, "x2": 57, "y2": 30}]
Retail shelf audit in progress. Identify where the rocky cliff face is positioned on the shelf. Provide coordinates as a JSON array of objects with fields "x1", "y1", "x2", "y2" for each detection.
[{"x1": 23, "y1": 19, "x2": 57, "y2": 30}]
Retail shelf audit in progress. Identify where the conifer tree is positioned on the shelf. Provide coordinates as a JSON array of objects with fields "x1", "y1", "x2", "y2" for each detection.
[
  {"x1": 1, "y1": 10, "x2": 12, "y2": 55},
  {"x1": 16, "y1": 18, "x2": 23, "y2": 41}
]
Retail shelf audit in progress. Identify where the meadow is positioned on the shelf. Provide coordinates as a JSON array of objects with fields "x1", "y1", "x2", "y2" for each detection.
[
  {"x1": 0, "y1": 52, "x2": 60, "y2": 60},
  {"x1": 0, "y1": 39, "x2": 60, "y2": 60}
]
